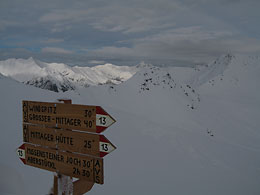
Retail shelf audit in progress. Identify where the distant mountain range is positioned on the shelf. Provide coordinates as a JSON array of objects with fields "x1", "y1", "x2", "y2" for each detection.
[
  {"x1": 0, "y1": 57, "x2": 138, "y2": 92},
  {"x1": 0, "y1": 54, "x2": 259, "y2": 97},
  {"x1": 0, "y1": 54, "x2": 259, "y2": 111}
]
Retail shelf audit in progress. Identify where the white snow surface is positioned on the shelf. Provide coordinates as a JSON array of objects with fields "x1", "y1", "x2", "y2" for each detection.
[{"x1": 0, "y1": 54, "x2": 260, "y2": 195}]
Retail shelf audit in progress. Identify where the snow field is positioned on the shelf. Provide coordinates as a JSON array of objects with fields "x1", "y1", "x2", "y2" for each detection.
[{"x1": 0, "y1": 54, "x2": 260, "y2": 194}]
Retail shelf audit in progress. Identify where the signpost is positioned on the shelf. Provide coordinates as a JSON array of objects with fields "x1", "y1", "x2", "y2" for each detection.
[
  {"x1": 17, "y1": 143, "x2": 104, "y2": 184},
  {"x1": 23, "y1": 100, "x2": 116, "y2": 133},
  {"x1": 18, "y1": 100, "x2": 117, "y2": 194},
  {"x1": 23, "y1": 124, "x2": 116, "y2": 157}
]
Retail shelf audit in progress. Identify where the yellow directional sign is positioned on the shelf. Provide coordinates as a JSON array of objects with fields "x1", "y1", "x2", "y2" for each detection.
[
  {"x1": 23, "y1": 124, "x2": 116, "y2": 157},
  {"x1": 23, "y1": 100, "x2": 116, "y2": 133},
  {"x1": 17, "y1": 143, "x2": 104, "y2": 184},
  {"x1": 19, "y1": 100, "x2": 117, "y2": 188}
]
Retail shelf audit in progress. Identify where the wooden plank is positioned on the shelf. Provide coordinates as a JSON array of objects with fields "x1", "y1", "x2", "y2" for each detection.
[
  {"x1": 22, "y1": 100, "x2": 116, "y2": 133},
  {"x1": 23, "y1": 124, "x2": 116, "y2": 157},
  {"x1": 17, "y1": 143, "x2": 104, "y2": 184}
]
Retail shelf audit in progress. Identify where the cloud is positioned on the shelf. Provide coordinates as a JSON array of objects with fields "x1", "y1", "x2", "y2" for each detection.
[
  {"x1": 88, "y1": 60, "x2": 106, "y2": 64},
  {"x1": 90, "y1": 26, "x2": 260, "y2": 63},
  {"x1": 0, "y1": 19, "x2": 20, "y2": 31},
  {"x1": 42, "y1": 38, "x2": 64, "y2": 44},
  {"x1": 41, "y1": 47, "x2": 73, "y2": 54},
  {"x1": 1, "y1": 0, "x2": 260, "y2": 65},
  {"x1": 38, "y1": 1, "x2": 181, "y2": 34},
  {"x1": 89, "y1": 4, "x2": 180, "y2": 34},
  {"x1": 39, "y1": 9, "x2": 90, "y2": 23},
  {"x1": 90, "y1": 46, "x2": 137, "y2": 58}
]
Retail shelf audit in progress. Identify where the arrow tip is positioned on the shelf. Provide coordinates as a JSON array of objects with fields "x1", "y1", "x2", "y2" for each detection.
[
  {"x1": 99, "y1": 135, "x2": 117, "y2": 157},
  {"x1": 17, "y1": 144, "x2": 26, "y2": 164}
]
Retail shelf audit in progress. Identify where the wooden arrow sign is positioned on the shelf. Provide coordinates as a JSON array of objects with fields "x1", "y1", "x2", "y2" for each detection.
[
  {"x1": 23, "y1": 100, "x2": 116, "y2": 133},
  {"x1": 17, "y1": 143, "x2": 104, "y2": 184},
  {"x1": 23, "y1": 124, "x2": 116, "y2": 157}
]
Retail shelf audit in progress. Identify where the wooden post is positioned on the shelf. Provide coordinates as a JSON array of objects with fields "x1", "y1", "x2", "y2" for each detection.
[
  {"x1": 57, "y1": 98, "x2": 72, "y2": 104},
  {"x1": 73, "y1": 180, "x2": 94, "y2": 195},
  {"x1": 53, "y1": 99, "x2": 94, "y2": 195},
  {"x1": 53, "y1": 174, "x2": 58, "y2": 195},
  {"x1": 56, "y1": 99, "x2": 73, "y2": 195}
]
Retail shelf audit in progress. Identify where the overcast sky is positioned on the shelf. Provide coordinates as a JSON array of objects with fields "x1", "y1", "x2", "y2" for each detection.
[{"x1": 1, "y1": 0, "x2": 260, "y2": 66}]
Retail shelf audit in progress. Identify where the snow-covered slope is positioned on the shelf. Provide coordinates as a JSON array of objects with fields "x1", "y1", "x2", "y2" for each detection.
[
  {"x1": 0, "y1": 73, "x2": 4, "y2": 79},
  {"x1": 187, "y1": 54, "x2": 234, "y2": 87},
  {"x1": 0, "y1": 54, "x2": 260, "y2": 195},
  {"x1": 0, "y1": 58, "x2": 138, "y2": 92}
]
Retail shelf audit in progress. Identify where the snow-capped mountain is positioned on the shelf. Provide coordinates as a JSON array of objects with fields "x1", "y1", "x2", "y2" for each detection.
[
  {"x1": 0, "y1": 57, "x2": 138, "y2": 92},
  {"x1": 0, "y1": 54, "x2": 260, "y2": 195}
]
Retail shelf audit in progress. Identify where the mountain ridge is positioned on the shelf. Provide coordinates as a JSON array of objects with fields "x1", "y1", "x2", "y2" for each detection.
[{"x1": 0, "y1": 57, "x2": 138, "y2": 92}]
